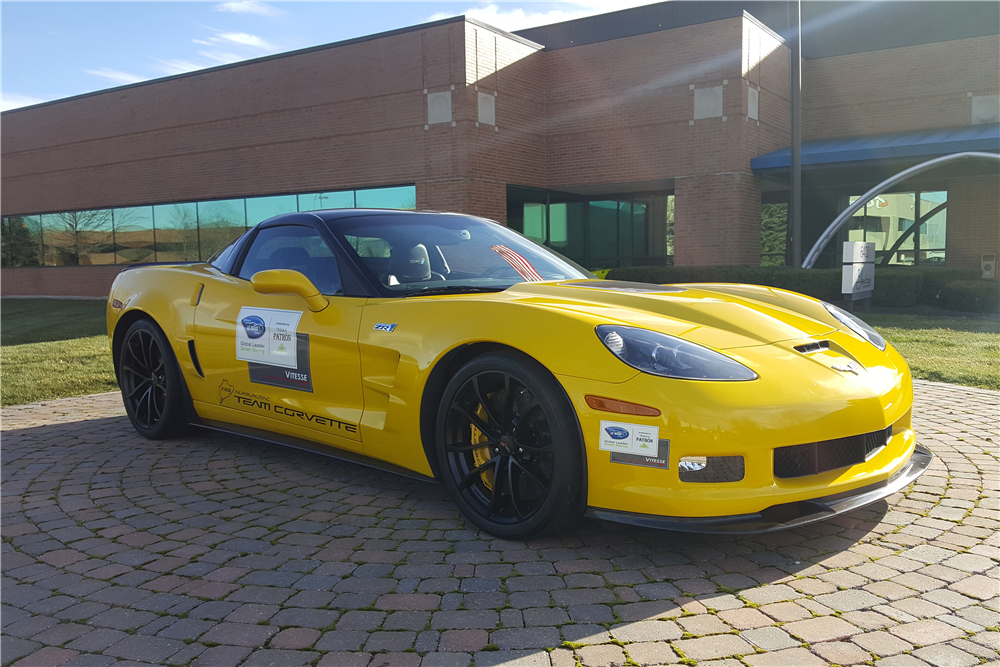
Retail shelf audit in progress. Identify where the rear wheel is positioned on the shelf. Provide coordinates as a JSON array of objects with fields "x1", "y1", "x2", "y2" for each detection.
[
  {"x1": 436, "y1": 352, "x2": 584, "y2": 538},
  {"x1": 118, "y1": 319, "x2": 188, "y2": 439}
]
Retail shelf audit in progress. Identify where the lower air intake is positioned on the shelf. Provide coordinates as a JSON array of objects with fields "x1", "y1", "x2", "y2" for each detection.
[{"x1": 774, "y1": 425, "x2": 893, "y2": 479}]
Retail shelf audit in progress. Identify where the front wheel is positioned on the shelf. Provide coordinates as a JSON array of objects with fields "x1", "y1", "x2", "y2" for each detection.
[
  {"x1": 436, "y1": 352, "x2": 585, "y2": 538},
  {"x1": 118, "y1": 319, "x2": 188, "y2": 440}
]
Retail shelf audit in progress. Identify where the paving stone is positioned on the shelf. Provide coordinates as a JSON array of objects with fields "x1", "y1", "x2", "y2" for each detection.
[
  {"x1": 474, "y1": 649, "x2": 550, "y2": 667},
  {"x1": 270, "y1": 607, "x2": 339, "y2": 629},
  {"x1": 422, "y1": 653, "x2": 471, "y2": 667},
  {"x1": 813, "y1": 641, "x2": 872, "y2": 665},
  {"x1": 950, "y1": 575, "x2": 999, "y2": 600},
  {"x1": 561, "y1": 624, "x2": 609, "y2": 645},
  {"x1": 672, "y1": 635, "x2": 754, "y2": 661},
  {"x1": 337, "y1": 611, "x2": 387, "y2": 631},
  {"x1": 316, "y1": 652, "x2": 372, "y2": 667},
  {"x1": 103, "y1": 635, "x2": 187, "y2": 663},
  {"x1": 191, "y1": 645, "x2": 253, "y2": 667},
  {"x1": 243, "y1": 649, "x2": 320, "y2": 666},
  {"x1": 852, "y1": 630, "x2": 913, "y2": 656},
  {"x1": 491, "y1": 627, "x2": 560, "y2": 649},
  {"x1": 678, "y1": 613, "x2": 730, "y2": 635},
  {"x1": 315, "y1": 630, "x2": 370, "y2": 651},
  {"x1": 815, "y1": 589, "x2": 885, "y2": 612},
  {"x1": 432, "y1": 610, "x2": 498, "y2": 630},
  {"x1": 613, "y1": 601, "x2": 681, "y2": 622},
  {"x1": 911, "y1": 644, "x2": 978, "y2": 667},
  {"x1": 567, "y1": 604, "x2": 614, "y2": 624},
  {"x1": 741, "y1": 626, "x2": 800, "y2": 650},
  {"x1": 577, "y1": 644, "x2": 627, "y2": 667},
  {"x1": 199, "y1": 622, "x2": 278, "y2": 647},
  {"x1": 609, "y1": 620, "x2": 682, "y2": 642},
  {"x1": 365, "y1": 630, "x2": 416, "y2": 651},
  {"x1": 889, "y1": 619, "x2": 965, "y2": 644},
  {"x1": 785, "y1": 616, "x2": 862, "y2": 643},
  {"x1": 623, "y1": 642, "x2": 680, "y2": 665},
  {"x1": 742, "y1": 648, "x2": 829, "y2": 666}
]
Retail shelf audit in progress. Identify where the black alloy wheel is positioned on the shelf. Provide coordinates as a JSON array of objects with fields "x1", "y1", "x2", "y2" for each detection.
[
  {"x1": 119, "y1": 319, "x2": 188, "y2": 439},
  {"x1": 437, "y1": 352, "x2": 584, "y2": 538}
]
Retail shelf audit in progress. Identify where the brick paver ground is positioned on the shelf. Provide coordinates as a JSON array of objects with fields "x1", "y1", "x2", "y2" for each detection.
[{"x1": 2, "y1": 380, "x2": 997, "y2": 666}]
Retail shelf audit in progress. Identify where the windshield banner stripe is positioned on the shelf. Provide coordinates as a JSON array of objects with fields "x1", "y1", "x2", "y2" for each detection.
[{"x1": 491, "y1": 244, "x2": 544, "y2": 282}]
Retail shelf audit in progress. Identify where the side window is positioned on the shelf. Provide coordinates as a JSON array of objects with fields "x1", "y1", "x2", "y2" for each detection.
[{"x1": 238, "y1": 225, "x2": 343, "y2": 295}]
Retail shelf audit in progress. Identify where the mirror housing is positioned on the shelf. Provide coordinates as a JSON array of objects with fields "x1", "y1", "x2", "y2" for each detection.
[{"x1": 251, "y1": 269, "x2": 329, "y2": 312}]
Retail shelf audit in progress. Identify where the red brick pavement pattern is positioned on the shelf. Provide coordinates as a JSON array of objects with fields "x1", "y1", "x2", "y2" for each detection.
[{"x1": 1, "y1": 380, "x2": 997, "y2": 666}]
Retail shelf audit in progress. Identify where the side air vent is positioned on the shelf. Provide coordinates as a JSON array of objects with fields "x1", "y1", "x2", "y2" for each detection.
[
  {"x1": 188, "y1": 340, "x2": 205, "y2": 378},
  {"x1": 794, "y1": 340, "x2": 831, "y2": 354},
  {"x1": 774, "y1": 425, "x2": 893, "y2": 478}
]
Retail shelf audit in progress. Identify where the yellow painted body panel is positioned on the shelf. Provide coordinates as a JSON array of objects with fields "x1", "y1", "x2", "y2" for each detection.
[{"x1": 109, "y1": 266, "x2": 915, "y2": 520}]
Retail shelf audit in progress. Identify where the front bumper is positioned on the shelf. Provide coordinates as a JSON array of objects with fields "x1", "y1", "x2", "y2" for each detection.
[{"x1": 586, "y1": 443, "x2": 932, "y2": 534}]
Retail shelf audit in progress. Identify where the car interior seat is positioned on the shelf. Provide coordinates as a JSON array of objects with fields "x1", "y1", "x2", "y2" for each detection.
[{"x1": 384, "y1": 243, "x2": 446, "y2": 285}]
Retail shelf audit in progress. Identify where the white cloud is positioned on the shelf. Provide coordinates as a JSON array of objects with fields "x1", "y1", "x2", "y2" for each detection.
[
  {"x1": 1, "y1": 92, "x2": 50, "y2": 111},
  {"x1": 216, "y1": 32, "x2": 273, "y2": 49},
  {"x1": 198, "y1": 50, "x2": 246, "y2": 66},
  {"x1": 84, "y1": 68, "x2": 147, "y2": 86},
  {"x1": 214, "y1": 1, "x2": 281, "y2": 17},
  {"x1": 429, "y1": 1, "x2": 662, "y2": 33},
  {"x1": 152, "y1": 58, "x2": 207, "y2": 77}
]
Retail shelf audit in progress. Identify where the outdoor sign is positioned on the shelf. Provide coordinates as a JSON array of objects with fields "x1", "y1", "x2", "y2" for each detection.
[{"x1": 842, "y1": 241, "x2": 875, "y2": 298}]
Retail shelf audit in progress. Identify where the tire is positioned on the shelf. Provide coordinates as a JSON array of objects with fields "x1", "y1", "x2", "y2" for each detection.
[
  {"x1": 118, "y1": 319, "x2": 189, "y2": 440},
  {"x1": 436, "y1": 351, "x2": 585, "y2": 538}
]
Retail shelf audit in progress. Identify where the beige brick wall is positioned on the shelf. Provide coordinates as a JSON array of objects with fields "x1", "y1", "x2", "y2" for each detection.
[{"x1": 945, "y1": 174, "x2": 1000, "y2": 270}]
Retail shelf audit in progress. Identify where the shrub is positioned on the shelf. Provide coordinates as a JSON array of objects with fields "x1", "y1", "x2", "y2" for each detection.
[
  {"x1": 939, "y1": 280, "x2": 1000, "y2": 314},
  {"x1": 869, "y1": 271, "x2": 923, "y2": 308}
]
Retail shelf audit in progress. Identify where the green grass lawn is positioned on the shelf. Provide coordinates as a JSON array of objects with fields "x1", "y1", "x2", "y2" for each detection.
[
  {"x1": 865, "y1": 313, "x2": 1000, "y2": 391},
  {"x1": 1, "y1": 299, "x2": 997, "y2": 407}
]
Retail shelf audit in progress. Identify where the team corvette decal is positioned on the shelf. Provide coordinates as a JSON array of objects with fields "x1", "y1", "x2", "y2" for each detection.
[
  {"x1": 236, "y1": 306, "x2": 313, "y2": 392},
  {"x1": 219, "y1": 382, "x2": 356, "y2": 432}
]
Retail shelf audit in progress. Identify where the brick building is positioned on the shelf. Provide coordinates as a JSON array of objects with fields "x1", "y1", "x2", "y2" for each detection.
[{"x1": 2, "y1": 1, "x2": 998, "y2": 297}]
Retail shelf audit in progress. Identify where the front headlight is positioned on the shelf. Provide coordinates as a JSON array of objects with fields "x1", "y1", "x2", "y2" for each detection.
[
  {"x1": 595, "y1": 325, "x2": 758, "y2": 381},
  {"x1": 822, "y1": 302, "x2": 886, "y2": 350}
]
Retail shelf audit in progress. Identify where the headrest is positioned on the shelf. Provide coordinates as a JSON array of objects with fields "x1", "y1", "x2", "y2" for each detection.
[{"x1": 388, "y1": 243, "x2": 432, "y2": 282}]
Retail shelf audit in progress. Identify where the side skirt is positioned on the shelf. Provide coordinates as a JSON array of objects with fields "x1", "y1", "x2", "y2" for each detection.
[{"x1": 195, "y1": 419, "x2": 439, "y2": 485}]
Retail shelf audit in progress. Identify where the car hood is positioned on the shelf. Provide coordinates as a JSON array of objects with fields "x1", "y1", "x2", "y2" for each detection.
[{"x1": 504, "y1": 279, "x2": 840, "y2": 350}]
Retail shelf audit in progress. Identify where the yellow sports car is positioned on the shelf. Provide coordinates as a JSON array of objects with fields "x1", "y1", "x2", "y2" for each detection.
[{"x1": 107, "y1": 209, "x2": 931, "y2": 538}]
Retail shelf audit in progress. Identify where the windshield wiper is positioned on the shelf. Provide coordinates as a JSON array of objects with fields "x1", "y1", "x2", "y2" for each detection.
[{"x1": 402, "y1": 285, "x2": 508, "y2": 297}]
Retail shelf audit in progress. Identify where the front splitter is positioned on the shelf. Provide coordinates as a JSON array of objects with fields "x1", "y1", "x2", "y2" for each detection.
[{"x1": 586, "y1": 443, "x2": 933, "y2": 534}]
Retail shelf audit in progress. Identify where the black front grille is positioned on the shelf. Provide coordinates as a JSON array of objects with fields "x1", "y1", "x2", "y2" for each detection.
[{"x1": 774, "y1": 425, "x2": 892, "y2": 479}]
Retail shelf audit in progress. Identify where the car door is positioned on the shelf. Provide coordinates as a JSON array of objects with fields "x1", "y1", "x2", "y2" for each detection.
[{"x1": 190, "y1": 221, "x2": 366, "y2": 454}]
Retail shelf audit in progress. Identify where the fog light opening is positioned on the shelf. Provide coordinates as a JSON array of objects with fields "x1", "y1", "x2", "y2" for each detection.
[{"x1": 678, "y1": 456, "x2": 745, "y2": 483}]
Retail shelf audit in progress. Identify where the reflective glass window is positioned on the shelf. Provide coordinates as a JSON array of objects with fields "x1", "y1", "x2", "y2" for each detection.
[
  {"x1": 299, "y1": 191, "x2": 354, "y2": 212},
  {"x1": 153, "y1": 203, "x2": 199, "y2": 262},
  {"x1": 356, "y1": 185, "x2": 416, "y2": 210},
  {"x1": 41, "y1": 209, "x2": 114, "y2": 266},
  {"x1": 198, "y1": 199, "x2": 247, "y2": 261},
  {"x1": 632, "y1": 203, "x2": 648, "y2": 258},
  {"x1": 589, "y1": 201, "x2": 619, "y2": 268},
  {"x1": 1, "y1": 215, "x2": 43, "y2": 267},
  {"x1": 920, "y1": 191, "x2": 947, "y2": 265},
  {"x1": 113, "y1": 206, "x2": 155, "y2": 264},
  {"x1": 618, "y1": 202, "x2": 633, "y2": 259},
  {"x1": 247, "y1": 195, "x2": 298, "y2": 226},
  {"x1": 522, "y1": 203, "x2": 546, "y2": 243},
  {"x1": 548, "y1": 204, "x2": 568, "y2": 248},
  {"x1": 238, "y1": 225, "x2": 342, "y2": 295}
]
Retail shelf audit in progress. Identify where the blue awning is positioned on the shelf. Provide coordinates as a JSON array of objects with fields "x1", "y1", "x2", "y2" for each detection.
[{"x1": 751, "y1": 124, "x2": 1000, "y2": 171}]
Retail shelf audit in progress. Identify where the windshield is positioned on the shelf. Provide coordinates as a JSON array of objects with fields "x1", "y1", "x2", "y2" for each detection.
[{"x1": 329, "y1": 213, "x2": 594, "y2": 295}]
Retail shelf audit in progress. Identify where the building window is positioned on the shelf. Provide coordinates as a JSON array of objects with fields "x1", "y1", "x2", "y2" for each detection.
[
  {"x1": 843, "y1": 191, "x2": 947, "y2": 266},
  {"x1": 0, "y1": 185, "x2": 416, "y2": 268},
  {"x1": 507, "y1": 186, "x2": 671, "y2": 271}
]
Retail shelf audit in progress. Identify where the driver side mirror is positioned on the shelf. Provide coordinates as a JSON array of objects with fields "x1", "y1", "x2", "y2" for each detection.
[{"x1": 251, "y1": 269, "x2": 329, "y2": 312}]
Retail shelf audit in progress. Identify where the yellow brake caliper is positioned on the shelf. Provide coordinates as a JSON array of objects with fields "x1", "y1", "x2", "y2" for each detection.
[{"x1": 470, "y1": 404, "x2": 495, "y2": 490}]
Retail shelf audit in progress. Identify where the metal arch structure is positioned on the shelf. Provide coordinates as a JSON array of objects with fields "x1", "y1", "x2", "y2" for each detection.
[{"x1": 802, "y1": 151, "x2": 1000, "y2": 269}]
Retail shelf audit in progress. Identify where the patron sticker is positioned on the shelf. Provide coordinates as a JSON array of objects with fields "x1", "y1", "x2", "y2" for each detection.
[
  {"x1": 598, "y1": 420, "x2": 660, "y2": 455},
  {"x1": 236, "y1": 307, "x2": 302, "y2": 369}
]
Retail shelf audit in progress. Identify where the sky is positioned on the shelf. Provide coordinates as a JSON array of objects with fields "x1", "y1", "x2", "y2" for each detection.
[{"x1": 2, "y1": 0, "x2": 661, "y2": 111}]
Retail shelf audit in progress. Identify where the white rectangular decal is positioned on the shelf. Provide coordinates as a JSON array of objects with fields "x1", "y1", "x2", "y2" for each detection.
[
  {"x1": 236, "y1": 307, "x2": 303, "y2": 369},
  {"x1": 599, "y1": 420, "x2": 660, "y2": 455}
]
